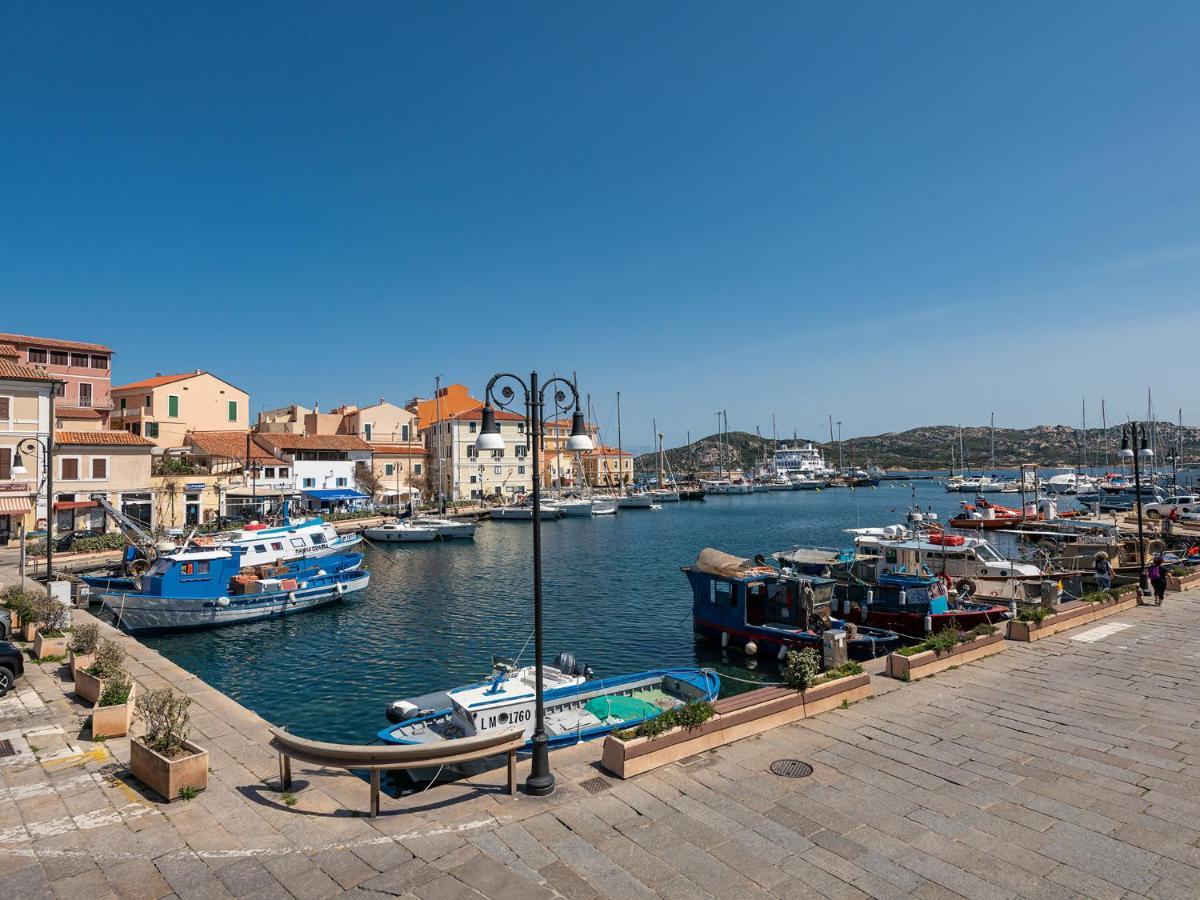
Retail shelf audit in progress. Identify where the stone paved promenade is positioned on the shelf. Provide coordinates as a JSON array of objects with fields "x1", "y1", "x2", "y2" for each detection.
[{"x1": 3, "y1": 593, "x2": 1200, "y2": 899}]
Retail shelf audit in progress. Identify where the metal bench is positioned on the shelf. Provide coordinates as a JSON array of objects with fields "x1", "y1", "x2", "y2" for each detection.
[{"x1": 268, "y1": 726, "x2": 526, "y2": 817}]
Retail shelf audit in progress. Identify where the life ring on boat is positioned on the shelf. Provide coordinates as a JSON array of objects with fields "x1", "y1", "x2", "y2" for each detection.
[
  {"x1": 926, "y1": 533, "x2": 965, "y2": 546},
  {"x1": 938, "y1": 572, "x2": 953, "y2": 590},
  {"x1": 955, "y1": 578, "x2": 977, "y2": 598},
  {"x1": 129, "y1": 559, "x2": 149, "y2": 577}
]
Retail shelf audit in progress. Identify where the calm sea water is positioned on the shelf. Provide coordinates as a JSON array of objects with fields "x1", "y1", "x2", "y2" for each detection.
[{"x1": 137, "y1": 478, "x2": 1057, "y2": 743}]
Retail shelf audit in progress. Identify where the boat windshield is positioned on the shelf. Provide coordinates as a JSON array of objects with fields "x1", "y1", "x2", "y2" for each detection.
[{"x1": 975, "y1": 543, "x2": 1003, "y2": 562}]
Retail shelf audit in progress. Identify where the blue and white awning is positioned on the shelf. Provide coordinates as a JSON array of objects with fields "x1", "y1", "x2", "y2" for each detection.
[{"x1": 302, "y1": 489, "x2": 369, "y2": 501}]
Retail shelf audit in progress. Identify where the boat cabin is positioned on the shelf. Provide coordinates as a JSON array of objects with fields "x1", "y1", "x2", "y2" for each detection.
[
  {"x1": 683, "y1": 548, "x2": 836, "y2": 636},
  {"x1": 140, "y1": 549, "x2": 246, "y2": 598},
  {"x1": 850, "y1": 528, "x2": 1040, "y2": 582}
]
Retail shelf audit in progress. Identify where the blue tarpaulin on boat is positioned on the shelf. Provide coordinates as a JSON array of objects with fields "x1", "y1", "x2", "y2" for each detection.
[{"x1": 302, "y1": 489, "x2": 368, "y2": 501}]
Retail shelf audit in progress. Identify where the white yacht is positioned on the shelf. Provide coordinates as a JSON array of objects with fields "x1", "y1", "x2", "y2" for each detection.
[
  {"x1": 411, "y1": 516, "x2": 477, "y2": 539},
  {"x1": 618, "y1": 492, "x2": 656, "y2": 508},
  {"x1": 363, "y1": 521, "x2": 438, "y2": 542},
  {"x1": 549, "y1": 498, "x2": 594, "y2": 517},
  {"x1": 490, "y1": 503, "x2": 562, "y2": 520},
  {"x1": 773, "y1": 443, "x2": 833, "y2": 480},
  {"x1": 651, "y1": 489, "x2": 680, "y2": 502}
]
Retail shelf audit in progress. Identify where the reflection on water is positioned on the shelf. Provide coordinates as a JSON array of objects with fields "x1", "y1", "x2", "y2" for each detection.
[{"x1": 140, "y1": 479, "x2": 1055, "y2": 743}]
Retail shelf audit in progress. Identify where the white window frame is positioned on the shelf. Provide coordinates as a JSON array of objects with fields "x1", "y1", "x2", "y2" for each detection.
[
  {"x1": 58, "y1": 455, "x2": 83, "y2": 480},
  {"x1": 88, "y1": 455, "x2": 110, "y2": 481}
]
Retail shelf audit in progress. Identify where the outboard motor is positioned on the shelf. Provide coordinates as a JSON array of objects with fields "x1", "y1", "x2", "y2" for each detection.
[
  {"x1": 553, "y1": 651, "x2": 592, "y2": 679},
  {"x1": 385, "y1": 699, "x2": 436, "y2": 724}
]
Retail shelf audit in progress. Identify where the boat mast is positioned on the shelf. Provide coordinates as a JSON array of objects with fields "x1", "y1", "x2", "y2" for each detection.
[
  {"x1": 435, "y1": 374, "x2": 445, "y2": 513},
  {"x1": 1101, "y1": 397, "x2": 1109, "y2": 471},
  {"x1": 616, "y1": 392, "x2": 624, "y2": 494},
  {"x1": 715, "y1": 411, "x2": 724, "y2": 478},
  {"x1": 989, "y1": 412, "x2": 995, "y2": 475},
  {"x1": 723, "y1": 410, "x2": 730, "y2": 477}
]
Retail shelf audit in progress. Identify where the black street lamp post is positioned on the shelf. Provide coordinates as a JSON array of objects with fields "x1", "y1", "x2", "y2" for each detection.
[
  {"x1": 1120, "y1": 423, "x2": 1153, "y2": 596},
  {"x1": 475, "y1": 371, "x2": 593, "y2": 796},
  {"x1": 12, "y1": 433, "x2": 54, "y2": 582}
]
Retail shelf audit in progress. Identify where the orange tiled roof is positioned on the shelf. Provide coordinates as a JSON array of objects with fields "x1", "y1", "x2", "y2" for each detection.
[
  {"x1": 254, "y1": 433, "x2": 373, "y2": 452},
  {"x1": 188, "y1": 430, "x2": 278, "y2": 461},
  {"x1": 55, "y1": 407, "x2": 103, "y2": 420},
  {"x1": 112, "y1": 371, "x2": 204, "y2": 392},
  {"x1": 369, "y1": 443, "x2": 427, "y2": 456},
  {"x1": 0, "y1": 343, "x2": 18, "y2": 358},
  {"x1": 0, "y1": 332, "x2": 113, "y2": 353},
  {"x1": 588, "y1": 444, "x2": 632, "y2": 457},
  {"x1": 410, "y1": 384, "x2": 481, "y2": 426},
  {"x1": 446, "y1": 405, "x2": 525, "y2": 423},
  {"x1": 56, "y1": 431, "x2": 153, "y2": 447},
  {"x1": 0, "y1": 360, "x2": 62, "y2": 383}
]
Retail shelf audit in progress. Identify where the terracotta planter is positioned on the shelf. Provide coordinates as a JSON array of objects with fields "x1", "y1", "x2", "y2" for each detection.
[
  {"x1": 885, "y1": 632, "x2": 1005, "y2": 681},
  {"x1": 22, "y1": 622, "x2": 38, "y2": 642},
  {"x1": 74, "y1": 668, "x2": 105, "y2": 704},
  {"x1": 7, "y1": 610, "x2": 20, "y2": 631},
  {"x1": 33, "y1": 630, "x2": 68, "y2": 659},
  {"x1": 69, "y1": 650, "x2": 96, "y2": 678},
  {"x1": 1166, "y1": 570, "x2": 1200, "y2": 592},
  {"x1": 600, "y1": 673, "x2": 872, "y2": 779},
  {"x1": 1008, "y1": 595, "x2": 1138, "y2": 642},
  {"x1": 130, "y1": 738, "x2": 209, "y2": 802},
  {"x1": 91, "y1": 682, "x2": 136, "y2": 739}
]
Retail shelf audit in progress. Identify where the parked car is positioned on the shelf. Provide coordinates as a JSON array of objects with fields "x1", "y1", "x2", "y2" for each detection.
[
  {"x1": 1143, "y1": 495, "x2": 1200, "y2": 520},
  {"x1": 0, "y1": 608, "x2": 12, "y2": 641},
  {"x1": 54, "y1": 529, "x2": 105, "y2": 551},
  {"x1": 0, "y1": 641, "x2": 24, "y2": 697}
]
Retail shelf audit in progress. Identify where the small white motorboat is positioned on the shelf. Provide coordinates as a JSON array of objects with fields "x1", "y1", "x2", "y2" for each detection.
[
  {"x1": 651, "y1": 489, "x2": 680, "y2": 502},
  {"x1": 412, "y1": 516, "x2": 477, "y2": 539},
  {"x1": 363, "y1": 522, "x2": 438, "y2": 542},
  {"x1": 490, "y1": 503, "x2": 562, "y2": 520},
  {"x1": 592, "y1": 499, "x2": 618, "y2": 515},
  {"x1": 552, "y1": 498, "x2": 594, "y2": 517},
  {"x1": 618, "y1": 493, "x2": 655, "y2": 508}
]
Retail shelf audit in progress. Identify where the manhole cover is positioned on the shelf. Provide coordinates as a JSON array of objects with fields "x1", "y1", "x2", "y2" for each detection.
[
  {"x1": 579, "y1": 776, "x2": 611, "y2": 794},
  {"x1": 0, "y1": 740, "x2": 15, "y2": 758},
  {"x1": 770, "y1": 759, "x2": 813, "y2": 778}
]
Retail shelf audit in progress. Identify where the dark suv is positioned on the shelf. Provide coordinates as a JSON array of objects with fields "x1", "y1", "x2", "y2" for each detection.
[{"x1": 0, "y1": 641, "x2": 23, "y2": 697}]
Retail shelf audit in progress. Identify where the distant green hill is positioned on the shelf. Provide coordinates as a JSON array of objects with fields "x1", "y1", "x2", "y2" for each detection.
[{"x1": 636, "y1": 423, "x2": 1200, "y2": 473}]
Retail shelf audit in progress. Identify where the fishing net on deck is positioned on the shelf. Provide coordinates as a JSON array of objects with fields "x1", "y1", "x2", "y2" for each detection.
[{"x1": 585, "y1": 695, "x2": 659, "y2": 724}]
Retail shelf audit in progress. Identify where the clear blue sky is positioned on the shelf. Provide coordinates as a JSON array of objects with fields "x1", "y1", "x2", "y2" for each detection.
[{"x1": 3, "y1": 3, "x2": 1198, "y2": 449}]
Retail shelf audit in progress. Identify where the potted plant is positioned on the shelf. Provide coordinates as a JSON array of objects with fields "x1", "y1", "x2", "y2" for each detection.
[
  {"x1": 91, "y1": 669, "x2": 136, "y2": 739},
  {"x1": 76, "y1": 638, "x2": 125, "y2": 704},
  {"x1": 131, "y1": 688, "x2": 208, "y2": 802},
  {"x1": 1, "y1": 586, "x2": 35, "y2": 636},
  {"x1": 69, "y1": 622, "x2": 100, "y2": 677},
  {"x1": 31, "y1": 595, "x2": 71, "y2": 659}
]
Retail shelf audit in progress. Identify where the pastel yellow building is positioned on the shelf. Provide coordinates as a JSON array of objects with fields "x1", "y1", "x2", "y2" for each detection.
[
  {"x1": 111, "y1": 370, "x2": 249, "y2": 448},
  {"x1": 0, "y1": 353, "x2": 59, "y2": 544},
  {"x1": 582, "y1": 445, "x2": 634, "y2": 489},
  {"x1": 53, "y1": 431, "x2": 155, "y2": 534}
]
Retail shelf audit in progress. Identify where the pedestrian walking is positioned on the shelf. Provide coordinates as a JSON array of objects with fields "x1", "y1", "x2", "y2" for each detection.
[
  {"x1": 1093, "y1": 551, "x2": 1112, "y2": 591},
  {"x1": 1147, "y1": 553, "x2": 1168, "y2": 606}
]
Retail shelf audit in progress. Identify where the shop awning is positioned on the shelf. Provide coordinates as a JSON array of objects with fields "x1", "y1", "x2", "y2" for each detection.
[
  {"x1": 54, "y1": 500, "x2": 98, "y2": 511},
  {"x1": 225, "y1": 487, "x2": 298, "y2": 498},
  {"x1": 0, "y1": 496, "x2": 32, "y2": 514},
  {"x1": 301, "y1": 489, "x2": 369, "y2": 501}
]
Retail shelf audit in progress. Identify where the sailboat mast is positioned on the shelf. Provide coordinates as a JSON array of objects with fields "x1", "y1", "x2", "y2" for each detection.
[
  {"x1": 616, "y1": 392, "x2": 624, "y2": 494},
  {"x1": 1102, "y1": 398, "x2": 1109, "y2": 470},
  {"x1": 434, "y1": 374, "x2": 445, "y2": 512},
  {"x1": 990, "y1": 412, "x2": 995, "y2": 474},
  {"x1": 654, "y1": 417, "x2": 664, "y2": 487},
  {"x1": 715, "y1": 411, "x2": 724, "y2": 478}
]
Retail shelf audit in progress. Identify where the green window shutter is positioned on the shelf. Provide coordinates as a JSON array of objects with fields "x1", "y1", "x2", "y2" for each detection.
[
  {"x1": 168, "y1": 395, "x2": 179, "y2": 417},
  {"x1": 227, "y1": 400, "x2": 237, "y2": 422}
]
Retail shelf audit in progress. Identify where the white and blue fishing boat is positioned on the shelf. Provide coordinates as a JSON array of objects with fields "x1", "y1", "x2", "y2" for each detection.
[
  {"x1": 101, "y1": 548, "x2": 368, "y2": 633},
  {"x1": 683, "y1": 548, "x2": 902, "y2": 660},
  {"x1": 377, "y1": 653, "x2": 719, "y2": 751}
]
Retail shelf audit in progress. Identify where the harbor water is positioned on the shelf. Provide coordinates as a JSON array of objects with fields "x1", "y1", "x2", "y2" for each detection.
[{"x1": 139, "y1": 479, "x2": 1056, "y2": 743}]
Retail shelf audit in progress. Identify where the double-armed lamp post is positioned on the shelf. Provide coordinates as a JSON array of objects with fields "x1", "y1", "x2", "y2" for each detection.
[
  {"x1": 1119, "y1": 423, "x2": 1153, "y2": 596},
  {"x1": 474, "y1": 371, "x2": 593, "y2": 796},
  {"x1": 11, "y1": 435, "x2": 53, "y2": 581}
]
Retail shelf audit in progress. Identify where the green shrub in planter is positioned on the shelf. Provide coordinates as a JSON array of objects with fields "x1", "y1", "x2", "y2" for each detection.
[
  {"x1": 87, "y1": 639, "x2": 127, "y2": 679},
  {"x1": 782, "y1": 648, "x2": 821, "y2": 690},
  {"x1": 30, "y1": 595, "x2": 71, "y2": 636},
  {"x1": 1017, "y1": 606, "x2": 1050, "y2": 624},
  {"x1": 70, "y1": 622, "x2": 100, "y2": 655},
  {"x1": 99, "y1": 670, "x2": 132, "y2": 707}
]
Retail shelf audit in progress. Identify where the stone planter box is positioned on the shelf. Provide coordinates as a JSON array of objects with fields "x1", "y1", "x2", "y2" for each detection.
[
  {"x1": 69, "y1": 650, "x2": 96, "y2": 678},
  {"x1": 1166, "y1": 570, "x2": 1200, "y2": 592},
  {"x1": 22, "y1": 622, "x2": 38, "y2": 642},
  {"x1": 6, "y1": 610, "x2": 20, "y2": 632},
  {"x1": 1008, "y1": 594, "x2": 1138, "y2": 642},
  {"x1": 33, "y1": 630, "x2": 68, "y2": 659},
  {"x1": 74, "y1": 667, "x2": 105, "y2": 704},
  {"x1": 130, "y1": 738, "x2": 209, "y2": 802},
  {"x1": 885, "y1": 632, "x2": 1005, "y2": 681},
  {"x1": 91, "y1": 682, "x2": 136, "y2": 739},
  {"x1": 600, "y1": 673, "x2": 871, "y2": 779}
]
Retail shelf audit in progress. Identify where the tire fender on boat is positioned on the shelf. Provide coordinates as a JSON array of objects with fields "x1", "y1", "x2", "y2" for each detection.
[
  {"x1": 720, "y1": 631, "x2": 729, "y2": 648},
  {"x1": 288, "y1": 591, "x2": 297, "y2": 604},
  {"x1": 335, "y1": 582, "x2": 345, "y2": 596},
  {"x1": 744, "y1": 641, "x2": 758, "y2": 656}
]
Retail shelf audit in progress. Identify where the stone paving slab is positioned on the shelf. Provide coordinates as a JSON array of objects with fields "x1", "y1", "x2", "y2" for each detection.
[{"x1": 3, "y1": 595, "x2": 1200, "y2": 897}]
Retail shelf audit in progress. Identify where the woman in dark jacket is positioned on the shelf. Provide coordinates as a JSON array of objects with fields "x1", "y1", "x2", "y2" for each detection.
[{"x1": 1147, "y1": 554, "x2": 1168, "y2": 606}]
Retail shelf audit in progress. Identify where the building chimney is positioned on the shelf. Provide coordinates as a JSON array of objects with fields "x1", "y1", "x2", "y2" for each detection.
[{"x1": 313, "y1": 402, "x2": 319, "y2": 414}]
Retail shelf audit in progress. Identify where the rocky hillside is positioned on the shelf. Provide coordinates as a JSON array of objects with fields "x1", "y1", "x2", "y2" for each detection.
[{"x1": 637, "y1": 423, "x2": 1200, "y2": 473}]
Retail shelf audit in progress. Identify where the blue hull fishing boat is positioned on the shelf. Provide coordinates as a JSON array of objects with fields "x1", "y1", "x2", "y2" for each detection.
[
  {"x1": 377, "y1": 654, "x2": 719, "y2": 751},
  {"x1": 101, "y1": 549, "x2": 368, "y2": 633},
  {"x1": 682, "y1": 549, "x2": 902, "y2": 660}
]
